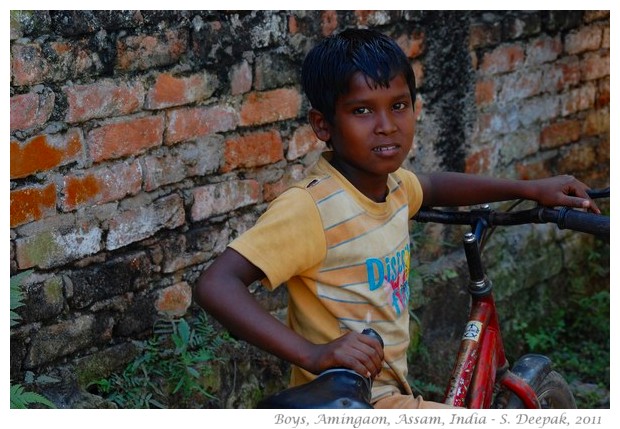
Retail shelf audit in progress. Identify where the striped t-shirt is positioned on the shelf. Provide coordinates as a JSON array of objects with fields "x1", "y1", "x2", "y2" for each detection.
[{"x1": 229, "y1": 152, "x2": 424, "y2": 402}]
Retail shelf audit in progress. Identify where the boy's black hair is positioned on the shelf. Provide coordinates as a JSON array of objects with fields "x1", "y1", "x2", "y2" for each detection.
[{"x1": 301, "y1": 28, "x2": 417, "y2": 123}]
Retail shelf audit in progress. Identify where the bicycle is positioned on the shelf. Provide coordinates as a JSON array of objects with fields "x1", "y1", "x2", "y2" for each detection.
[{"x1": 258, "y1": 188, "x2": 609, "y2": 409}]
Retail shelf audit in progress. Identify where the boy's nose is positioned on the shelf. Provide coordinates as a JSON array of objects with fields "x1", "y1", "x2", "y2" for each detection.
[{"x1": 375, "y1": 111, "x2": 397, "y2": 134}]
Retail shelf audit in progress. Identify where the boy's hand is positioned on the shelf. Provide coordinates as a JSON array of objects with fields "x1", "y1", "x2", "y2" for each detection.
[
  {"x1": 304, "y1": 331, "x2": 384, "y2": 379},
  {"x1": 529, "y1": 175, "x2": 601, "y2": 214}
]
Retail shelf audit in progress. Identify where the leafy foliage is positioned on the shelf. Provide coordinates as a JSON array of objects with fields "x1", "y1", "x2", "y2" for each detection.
[
  {"x1": 90, "y1": 310, "x2": 236, "y2": 408},
  {"x1": 10, "y1": 270, "x2": 55, "y2": 409}
]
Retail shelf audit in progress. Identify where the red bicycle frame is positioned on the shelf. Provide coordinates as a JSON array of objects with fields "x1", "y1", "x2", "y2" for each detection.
[{"x1": 442, "y1": 232, "x2": 541, "y2": 409}]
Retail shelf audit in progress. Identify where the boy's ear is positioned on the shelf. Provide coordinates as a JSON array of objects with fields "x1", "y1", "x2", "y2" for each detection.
[{"x1": 308, "y1": 108, "x2": 331, "y2": 143}]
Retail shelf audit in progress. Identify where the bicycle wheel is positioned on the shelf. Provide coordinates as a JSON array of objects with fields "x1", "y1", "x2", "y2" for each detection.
[
  {"x1": 534, "y1": 371, "x2": 576, "y2": 409},
  {"x1": 498, "y1": 370, "x2": 576, "y2": 409}
]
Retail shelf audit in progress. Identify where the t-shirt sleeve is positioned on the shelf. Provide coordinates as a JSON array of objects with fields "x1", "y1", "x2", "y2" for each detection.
[
  {"x1": 228, "y1": 187, "x2": 326, "y2": 290},
  {"x1": 396, "y1": 169, "x2": 424, "y2": 218}
]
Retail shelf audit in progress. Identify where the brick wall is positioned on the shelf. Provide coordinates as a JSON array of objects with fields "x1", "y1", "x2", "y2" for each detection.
[{"x1": 10, "y1": 10, "x2": 609, "y2": 407}]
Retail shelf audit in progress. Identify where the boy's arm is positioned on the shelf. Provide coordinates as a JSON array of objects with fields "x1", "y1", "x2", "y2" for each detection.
[
  {"x1": 417, "y1": 172, "x2": 600, "y2": 214},
  {"x1": 194, "y1": 247, "x2": 384, "y2": 378}
]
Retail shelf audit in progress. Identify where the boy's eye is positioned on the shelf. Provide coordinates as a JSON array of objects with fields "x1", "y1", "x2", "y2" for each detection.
[
  {"x1": 393, "y1": 102, "x2": 408, "y2": 111},
  {"x1": 353, "y1": 107, "x2": 371, "y2": 115}
]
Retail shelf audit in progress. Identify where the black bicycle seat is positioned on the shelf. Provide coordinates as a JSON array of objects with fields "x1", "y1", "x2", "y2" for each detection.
[{"x1": 257, "y1": 368, "x2": 373, "y2": 409}]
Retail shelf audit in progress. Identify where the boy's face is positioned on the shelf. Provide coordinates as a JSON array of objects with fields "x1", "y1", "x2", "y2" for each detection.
[{"x1": 312, "y1": 72, "x2": 415, "y2": 187}]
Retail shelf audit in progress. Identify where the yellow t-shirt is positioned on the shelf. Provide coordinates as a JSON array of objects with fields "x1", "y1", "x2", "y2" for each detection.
[{"x1": 229, "y1": 153, "x2": 424, "y2": 402}]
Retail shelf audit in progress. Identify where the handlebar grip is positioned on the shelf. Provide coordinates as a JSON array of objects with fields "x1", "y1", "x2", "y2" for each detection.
[
  {"x1": 463, "y1": 233, "x2": 485, "y2": 283},
  {"x1": 540, "y1": 208, "x2": 610, "y2": 238},
  {"x1": 361, "y1": 328, "x2": 384, "y2": 349}
]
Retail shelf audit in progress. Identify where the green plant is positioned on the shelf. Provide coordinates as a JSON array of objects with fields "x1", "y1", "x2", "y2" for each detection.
[
  {"x1": 10, "y1": 270, "x2": 56, "y2": 409},
  {"x1": 90, "y1": 310, "x2": 235, "y2": 408}
]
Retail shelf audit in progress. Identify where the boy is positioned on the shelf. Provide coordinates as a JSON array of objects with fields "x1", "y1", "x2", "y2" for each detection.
[{"x1": 194, "y1": 28, "x2": 599, "y2": 409}]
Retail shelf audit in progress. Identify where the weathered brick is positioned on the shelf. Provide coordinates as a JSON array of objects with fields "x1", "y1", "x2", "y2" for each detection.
[
  {"x1": 518, "y1": 96, "x2": 559, "y2": 127},
  {"x1": 106, "y1": 193, "x2": 185, "y2": 251},
  {"x1": 354, "y1": 10, "x2": 392, "y2": 26},
  {"x1": 15, "y1": 223, "x2": 103, "y2": 269},
  {"x1": 479, "y1": 44, "x2": 525, "y2": 75},
  {"x1": 540, "y1": 120, "x2": 581, "y2": 149},
  {"x1": 19, "y1": 275, "x2": 65, "y2": 323},
  {"x1": 11, "y1": 40, "x2": 104, "y2": 86},
  {"x1": 580, "y1": 52, "x2": 610, "y2": 81},
  {"x1": 286, "y1": 124, "x2": 325, "y2": 160},
  {"x1": 116, "y1": 29, "x2": 188, "y2": 72},
  {"x1": 564, "y1": 25, "x2": 603, "y2": 55},
  {"x1": 499, "y1": 70, "x2": 543, "y2": 102},
  {"x1": 222, "y1": 130, "x2": 284, "y2": 172},
  {"x1": 498, "y1": 129, "x2": 539, "y2": 165},
  {"x1": 396, "y1": 30, "x2": 425, "y2": 59},
  {"x1": 263, "y1": 164, "x2": 306, "y2": 202},
  {"x1": 11, "y1": 128, "x2": 84, "y2": 179},
  {"x1": 24, "y1": 315, "x2": 112, "y2": 369},
  {"x1": 64, "y1": 79, "x2": 145, "y2": 123},
  {"x1": 320, "y1": 10, "x2": 338, "y2": 36},
  {"x1": 560, "y1": 83, "x2": 596, "y2": 116},
  {"x1": 145, "y1": 72, "x2": 217, "y2": 110},
  {"x1": 502, "y1": 12, "x2": 541, "y2": 40},
  {"x1": 596, "y1": 77, "x2": 609, "y2": 108},
  {"x1": 10, "y1": 183, "x2": 57, "y2": 228},
  {"x1": 62, "y1": 161, "x2": 142, "y2": 212},
  {"x1": 556, "y1": 144, "x2": 597, "y2": 172},
  {"x1": 191, "y1": 179, "x2": 261, "y2": 221},
  {"x1": 165, "y1": 105, "x2": 238, "y2": 145},
  {"x1": 87, "y1": 115, "x2": 164, "y2": 162},
  {"x1": 464, "y1": 146, "x2": 494, "y2": 175},
  {"x1": 142, "y1": 136, "x2": 222, "y2": 192},
  {"x1": 525, "y1": 35, "x2": 562, "y2": 66},
  {"x1": 10, "y1": 88, "x2": 55, "y2": 132},
  {"x1": 468, "y1": 21, "x2": 501, "y2": 49},
  {"x1": 475, "y1": 79, "x2": 496, "y2": 106},
  {"x1": 155, "y1": 282, "x2": 192, "y2": 318},
  {"x1": 582, "y1": 108, "x2": 609, "y2": 137},
  {"x1": 230, "y1": 60, "x2": 253, "y2": 95},
  {"x1": 543, "y1": 58, "x2": 581, "y2": 92},
  {"x1": 239, "y1": 88, "x2": 301, "y2": 126},
  {"x1": 69, "y1": 251, "x2": 153, "y2": 309}
]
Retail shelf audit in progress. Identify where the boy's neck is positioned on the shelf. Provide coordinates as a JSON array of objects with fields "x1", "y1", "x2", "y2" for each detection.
[{"x1": 328, "y1": 155, "x2": 389, "y2": 203}]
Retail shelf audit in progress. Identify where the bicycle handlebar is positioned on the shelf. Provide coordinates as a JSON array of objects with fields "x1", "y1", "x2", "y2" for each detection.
[{"x1": 414, "y1": 206, "x2": 609, "y2": 239}]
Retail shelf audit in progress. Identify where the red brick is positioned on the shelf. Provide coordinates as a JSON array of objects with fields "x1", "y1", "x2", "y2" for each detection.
[
  {"x1": 190, "y1": 179, "x2": 262, "y2": 221},
  {"x1": 64, "y1": 79, "x2": 145, "y2": 123},
  {"x1": 516, "y1": 160, "x2": 551, "y2": 180},
  {"x1": 116, "y1": 29, "x2": 188, "y2": 72},
  {"x1": 240, "y1": 88, "x2": 301, "y2": 126},
  {"x1": 564, "y1": 25, "x2": 603, "y2": 55},
  {"x1": 540, "y1": 120, "x2": 581, "y2": 149},
  {"x1": 11, "y1": 129, "x2": 83, "y2": 179},
  {"x1": 475, "y1": 79, "x2": 496, "y2": 106},
  {"x1": 321, "y1": 11, "x2": 338, "y2": 36},
  {"x1": 87, "y1": 115, "x2": 164, "y2": 162},
  {"x1": 556, "y1": 144, "x2": 597, "y2": 173},
  {"x1": 286, "y1": 124, "x2": 325, "y2": 160},
  {"x1": 222, "y1": 130, "x2": 284, "y2": 172},
  {"x1": 596, "y1": 77, "x2": 609, "y2": 108},
  {"x1": 479, "y1": 44, "x2": 525, "y2": 75},
  {"x1": 10, "y1": 183, "x2": 57, "y2": 228},
  {"x1": 62, "y1": 161, "x2": 142, "y2": 212},
  {"x1": 354, "y1": 10, "x2": 391, "y2": 26},
  {"x1": 10, "y1": 89, "x2": 55, "y2": 132},
  {"x1": 288, "y1": 15, "x2": 299, "y2": 34},
  {"x1": 145, "y1": 72, "x2": 216, "y2": 109},
  {"x1": 412, "y1": 61, "x2": 424, "y2": 88},
  {"x1": 165, "y1": 105, "x2": 238, "y2": 145}
]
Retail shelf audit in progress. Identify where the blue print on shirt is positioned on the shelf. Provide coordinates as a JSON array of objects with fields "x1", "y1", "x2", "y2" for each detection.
[{"x1": 365, "y1": 243, "x2": 410, "y2": 316}]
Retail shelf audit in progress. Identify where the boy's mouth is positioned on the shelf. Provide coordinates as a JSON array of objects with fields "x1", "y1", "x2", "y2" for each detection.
[{"x1": 372, "y1": 144, "x2": 400, "y2": 153}]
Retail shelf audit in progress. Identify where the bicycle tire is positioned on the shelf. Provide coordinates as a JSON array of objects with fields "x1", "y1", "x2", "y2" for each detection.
[
  {"x1": 499, "y1": 370, "x2": 576, "y2": 409},
  {"x1": 534, "y1": 371, "x2": 576, "y2": 409}
]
